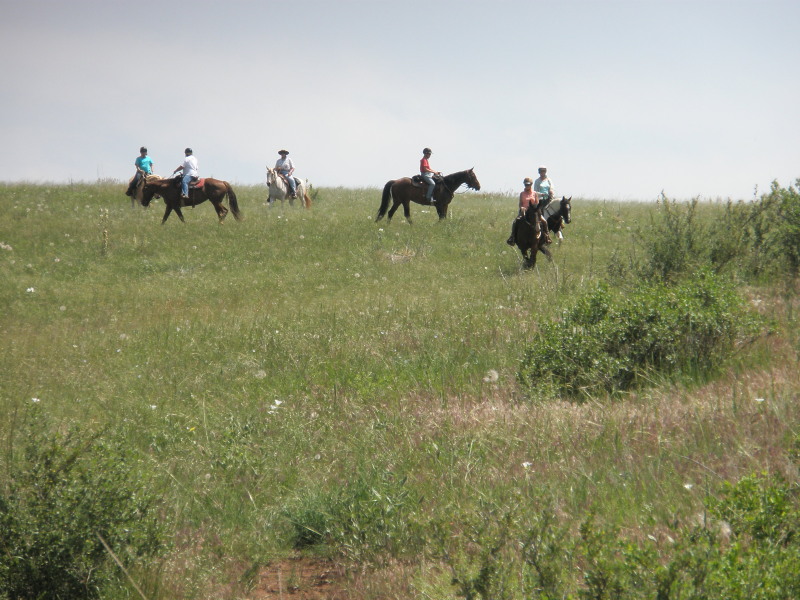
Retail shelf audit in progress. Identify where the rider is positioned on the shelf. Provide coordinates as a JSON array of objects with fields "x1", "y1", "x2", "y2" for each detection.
[
  {"x1": 534, "y1": 165, "x2": 554, "y2": 210},
  {"x1": 172, "y1": 147, "x2": 198, "y2": 199},
  {"x1": 275, "y1": 150, "x2": 297, "y2": 199},
  {"x1": 419, "y1": 147, "x2": 441, "y2": 204},
  {"x1": 507, "y1": 176, "x2": 550, "y2": 246},
  {"x1": 126, "y1": 146, "x2": 153, "y2": 196}
]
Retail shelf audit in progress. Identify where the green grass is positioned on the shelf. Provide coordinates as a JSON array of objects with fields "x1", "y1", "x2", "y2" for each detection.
[{"x1": 1, "y1": 182, "x2": 798, "y2": 598}]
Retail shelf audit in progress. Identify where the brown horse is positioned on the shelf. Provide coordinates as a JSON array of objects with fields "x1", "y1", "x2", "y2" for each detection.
[
  {"x1": 513, "y1": 206, "x2": 552, "y2": 268},
  {"x1": 375, "y1": 168, "x2": 481, "y2": 223},
  {"x1": 141, "y1": 177, "x2": 242, "y2": 224}
]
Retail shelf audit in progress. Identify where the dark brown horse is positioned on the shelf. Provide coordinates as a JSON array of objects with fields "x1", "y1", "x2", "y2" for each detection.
[
  {"x1": 541, "y1": 196, "x2": 572, "y2": 242},
  {"x1": 141, "y1": 177, "x2": 242, "y2": 224},
  {"x1": 513, "y1": 206, "x2": 552, "y2": 268},
  {"x1": 375, "y1": 168, "x2": 481, "y2": 223}
]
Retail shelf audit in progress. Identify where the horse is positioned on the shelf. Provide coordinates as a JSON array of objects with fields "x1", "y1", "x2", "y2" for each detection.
[
  {"x1": 512, "y1": 206, "x2": 552, "y2": 268},
  {"x1": 126, "y1": 168, "x2": 162, "y2": 208},
  {"x1": 141, "y1": 176, "x2": 242, "y2": 224},
  {"x1": 541, "y1": 196, "x2": 572, "y2": 242},
  {"x1": 375, "y1": 168, "x2": 481, "y2": 223},
  {"x1": 265, "y1": 167, "x2": 311, "y2": 209}
]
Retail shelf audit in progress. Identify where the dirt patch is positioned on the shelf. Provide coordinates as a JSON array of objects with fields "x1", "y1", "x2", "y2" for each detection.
[{"x1": 248, "y1": 557, "x2": 350, "y2": 599}]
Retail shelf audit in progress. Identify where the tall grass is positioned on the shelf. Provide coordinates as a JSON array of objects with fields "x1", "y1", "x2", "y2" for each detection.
[{"x1": 1, "y1": 183, "x2": 798, "y2": 598}]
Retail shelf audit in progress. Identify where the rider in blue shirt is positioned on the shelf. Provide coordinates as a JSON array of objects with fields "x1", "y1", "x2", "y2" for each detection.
[
  {"x1": 534, "y1": 166, "x2": 554, "y2": 209},
  {"x1": 126, "y1": 146, "x2": 154, "y2": 196}
]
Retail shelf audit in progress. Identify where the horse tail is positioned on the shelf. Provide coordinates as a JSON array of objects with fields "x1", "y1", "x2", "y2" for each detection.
[
  {"x1": 225, "y1": 182, "x2": 243, "y2": 220},
  {"x1": 376, "y1": 180, "x2": 393, "y2": 222}
]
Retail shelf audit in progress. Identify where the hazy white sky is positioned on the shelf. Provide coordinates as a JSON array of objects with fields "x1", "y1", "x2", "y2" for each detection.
[{"x1": 1, "y1": 0, "x2": 797, "y2": 200}]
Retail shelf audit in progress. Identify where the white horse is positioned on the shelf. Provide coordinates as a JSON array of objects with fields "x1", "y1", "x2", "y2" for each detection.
[{"x1": 266, "y1": 167, "x2": 311, "y2": 209}]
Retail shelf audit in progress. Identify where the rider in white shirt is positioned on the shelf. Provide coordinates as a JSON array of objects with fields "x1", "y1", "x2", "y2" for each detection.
[
  {"x1": 173, "y1": 148, "x2": 198, "y2": 199},
  {"x1": 275, "y1": 149, "x2": 296, "y2": 198}
]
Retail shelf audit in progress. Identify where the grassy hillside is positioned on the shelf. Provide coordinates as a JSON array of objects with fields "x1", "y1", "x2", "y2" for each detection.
[{"x1": 1, "y1": 182, "x2": 798, "y2": 599}]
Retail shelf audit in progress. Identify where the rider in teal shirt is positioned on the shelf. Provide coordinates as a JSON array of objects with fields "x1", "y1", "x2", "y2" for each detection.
[{"x1": 126, "y1": 147, "x2": 154, "y2": 196}]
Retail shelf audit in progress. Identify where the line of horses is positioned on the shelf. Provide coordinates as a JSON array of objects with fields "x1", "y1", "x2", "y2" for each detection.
[{"x1": 127, "y1": 166, "x2": 572, "y2": 269}]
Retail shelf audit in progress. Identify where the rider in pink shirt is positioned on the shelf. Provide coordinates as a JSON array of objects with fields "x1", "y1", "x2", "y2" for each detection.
[{"x1": 507, "y1": 177, "x2": 550, "y2": 245}]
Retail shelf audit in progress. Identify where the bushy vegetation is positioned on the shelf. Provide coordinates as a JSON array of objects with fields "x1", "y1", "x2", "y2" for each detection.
[
  {"x1": 0, "y1": 408, "x2": 166, "y2": 599},
  {"x1": 431, "y1": 468, "x2": 800, "y2": 600},
  {"x1": 614, "y1": 180, "x2": 800, "y2": 283},
  {"x1": 518, "y1": 271, "x2": 762, "y2": 400}
]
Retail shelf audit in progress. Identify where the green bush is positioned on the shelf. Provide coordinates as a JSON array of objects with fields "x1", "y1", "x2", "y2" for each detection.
[
  {"x1": 624, "y1": 182, "x2": 800, "y2": 283},
  {"x1": 0, "y1": 409, "x2": 166, "y2": 599},
  {"x1": 438, "y1": 472, "x2": 800, "y2": 600},
  {"x1": 518, "y1": 271, "x2": 760, "y2": 400}
]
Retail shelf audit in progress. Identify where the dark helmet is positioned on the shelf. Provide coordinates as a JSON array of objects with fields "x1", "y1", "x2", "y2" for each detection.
[
  {"x1": 423, "y1": 147, "x2": 432, "y2": 154},
  {"x1": 185, "y1": 147, "x2": 193, "y2": 154},
  {"x1": 140, "y1": 146, "x2": 147, "y2": 153}
]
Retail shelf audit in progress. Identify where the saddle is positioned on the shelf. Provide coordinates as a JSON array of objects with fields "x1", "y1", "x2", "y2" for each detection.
[
  {"x1": 172, "y1": 176, "x2": 203, "y2": 190},
  {"x1": 278, "y1": 173, "x2": 301, "y2": 188},
  {"x1": 411, "y1": 174, "x2": 443, "y2": 187}
]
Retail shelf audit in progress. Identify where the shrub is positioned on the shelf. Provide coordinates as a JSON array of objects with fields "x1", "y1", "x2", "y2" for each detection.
[
  {"x1": 625, "y1": 182, "x2": 800, "y2": 284},
  {"x1": 518, "y1": 271, "x2": 760, "y2": 401},
  {"x1": 0, "y1": 409, "x2": 166, "y2": 599}
]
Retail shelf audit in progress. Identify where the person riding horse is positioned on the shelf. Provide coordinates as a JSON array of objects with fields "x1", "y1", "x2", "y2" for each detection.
[
  {"x1": 507, "y1": 177, "x2": 551, "y2": 246},
  {"x1": 172, "y1": 147, "x2": 198, "y2": 200},
  {"x1": 534, "y1": 165, "x2": 555, "y2": 210},
  {"x1": 125, "y1": 146, "x2": 154, "y2": 197},
  {"x1": 275, "y1": 149, "x2": 297, "y2": 199},
  {"x1": 419, "y1": 147, "x2": 441, "y2": 204}
]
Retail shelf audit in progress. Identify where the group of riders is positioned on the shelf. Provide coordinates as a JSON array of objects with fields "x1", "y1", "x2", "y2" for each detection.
[
  {"x1": 125, "y1": 145, "x2": 558, "y2": 243},
  {"x1": 125, "y1": 147, "x2": 300, "y2": 200}
]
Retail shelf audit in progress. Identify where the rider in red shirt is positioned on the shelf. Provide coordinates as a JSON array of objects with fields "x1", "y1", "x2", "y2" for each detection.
[{"x1": 419, "y1": 147, "x2": 441, "y2": 204}]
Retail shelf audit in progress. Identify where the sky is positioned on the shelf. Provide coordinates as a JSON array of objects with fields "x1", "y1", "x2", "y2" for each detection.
[{"x1": 0, "y1": 0, "x2": 798, "y2": 201}]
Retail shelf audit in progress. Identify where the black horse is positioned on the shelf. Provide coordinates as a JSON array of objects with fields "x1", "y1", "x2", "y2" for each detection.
[
  {"x1": 512, "y1": 206, "x2": 553, "y2": 268},
  {"x1": 376, "y1": 168, "x2": 481, "y2": 223},
  {"x1": 541, "y1": 196, "x2": 572, "y2": 242}
]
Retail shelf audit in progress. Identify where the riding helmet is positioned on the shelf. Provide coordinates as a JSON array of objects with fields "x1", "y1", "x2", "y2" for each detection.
[
  {"x1": 140, "y1": 146, "x2": 147, "y2": 153},
  {"x1": 423, "y1": 148, "x2": 432, "y2": 154},
  {"x1": 185, "y1": 148, "x2": 193, "y2": 154}
]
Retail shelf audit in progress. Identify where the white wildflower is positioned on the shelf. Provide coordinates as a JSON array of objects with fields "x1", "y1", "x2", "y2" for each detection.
[
  {"x1": 26, "y1": 287, "x2": 35, "y2": 293},
  {"x1": 483, "y1": 369, "x2": 499, "y2": 383},
  {"x1": 31, "y1": 397, "x2": 41, "y2": 403}
]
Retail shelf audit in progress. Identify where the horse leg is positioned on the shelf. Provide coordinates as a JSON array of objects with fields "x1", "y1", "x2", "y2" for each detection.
[
  {"x1": 539, "y1": 241, "x2": 553, "y2": 262},
  {"x1": 213, "y1": 202, "x2": 228, "y2": 223},
  {"x1": 173, "y1": 204, "x2": 186, "y2": 223},
  {"x1": 403, "y1": 201, "x2": 413, "y2": 224},
  {"x1": 387, "y1": 200, "x2": 400, "y2": 222}
]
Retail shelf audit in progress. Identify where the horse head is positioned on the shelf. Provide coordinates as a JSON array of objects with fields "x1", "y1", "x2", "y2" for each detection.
[
  {"x1": 265, "y1": 167, "x2": 276, "y2": 186},
  {"x1": 466, "y1": 168, "x2": 481, "y2": 191},
  {"x1": 561, "y1": 196, "x2": 572, "y2": 224},
  {"x1": 141, "y1": 182, "x2": 156, "y2": 206},
  {"x1": 141, "y1": 178, "x2": 169, "y2": 207}
]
